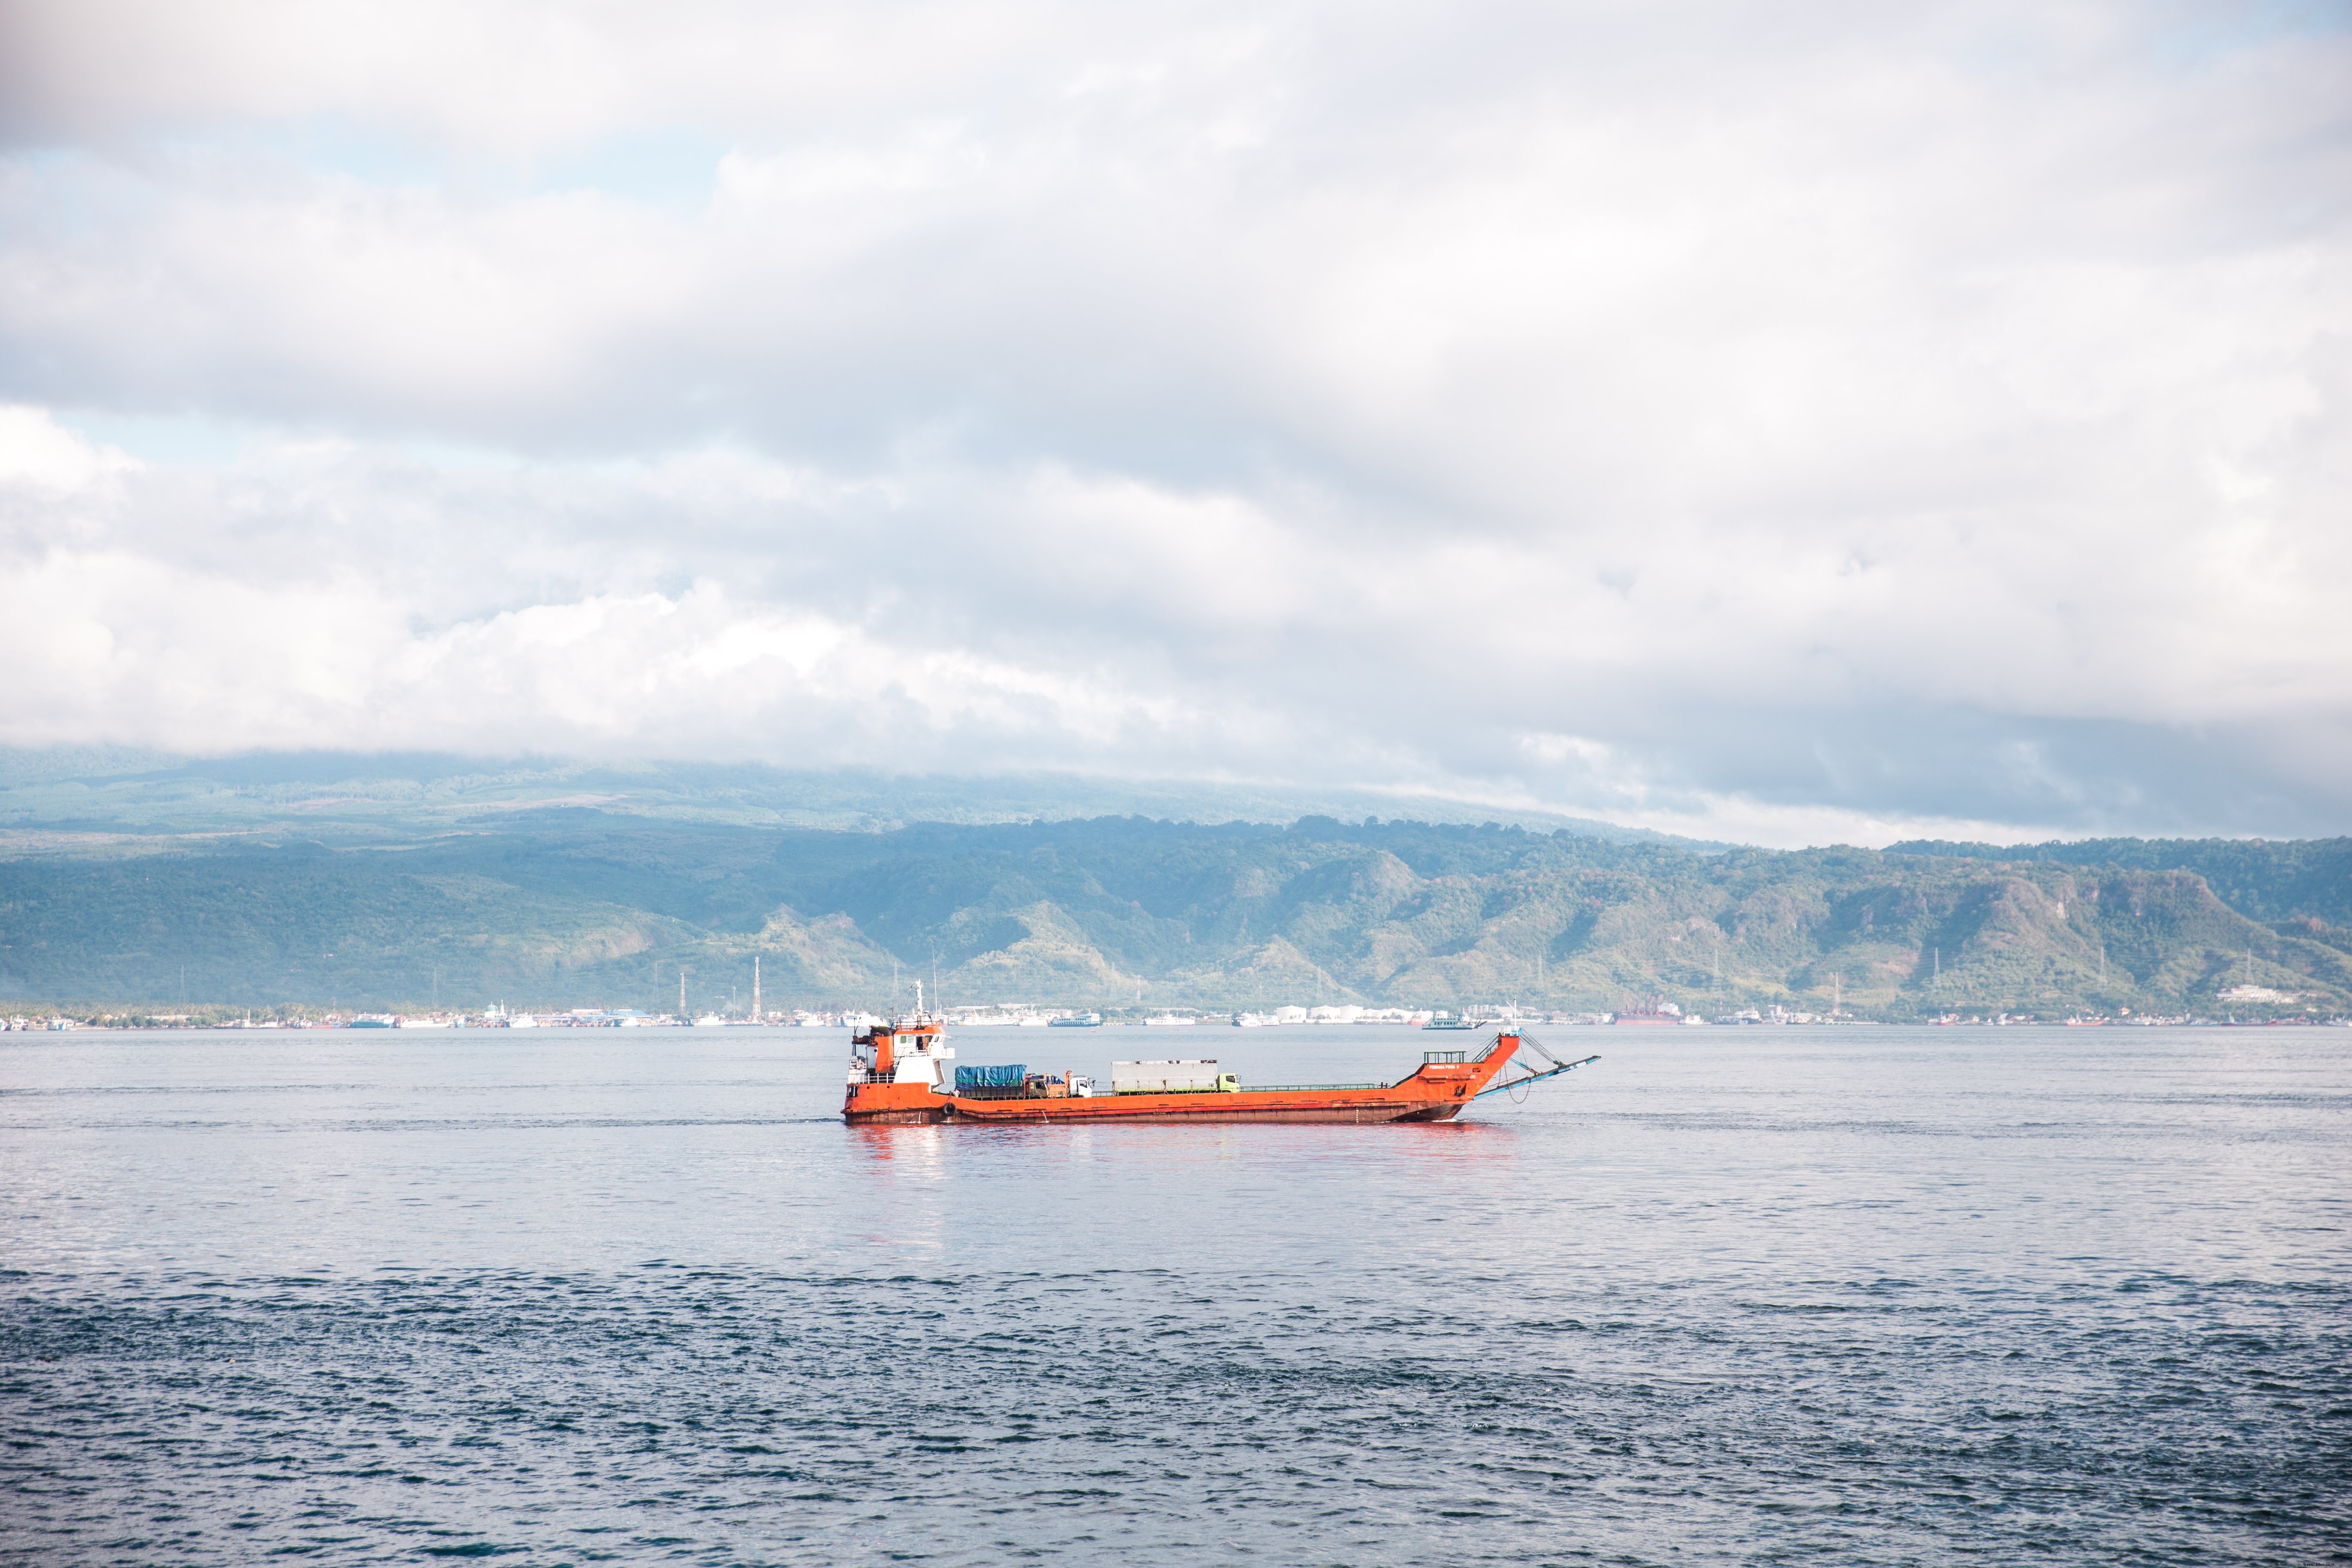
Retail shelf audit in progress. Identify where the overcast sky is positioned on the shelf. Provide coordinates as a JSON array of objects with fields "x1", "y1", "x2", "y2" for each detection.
[{"x1": 1, "y1": 1, "x2": 2346, "y2": 846}]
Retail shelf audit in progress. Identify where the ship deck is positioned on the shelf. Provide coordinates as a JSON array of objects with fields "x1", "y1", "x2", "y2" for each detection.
[{"x1": 942, "y1": 1083, "x2": 1466, "y2": 1123}]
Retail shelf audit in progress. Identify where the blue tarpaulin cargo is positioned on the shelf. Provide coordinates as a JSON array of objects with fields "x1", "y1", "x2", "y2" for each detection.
[{"x1": 955, "y1": 1063, "x2": 1027, "y2": 1089}]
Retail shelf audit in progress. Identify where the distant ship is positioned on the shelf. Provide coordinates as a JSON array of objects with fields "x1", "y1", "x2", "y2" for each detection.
[
  {"x1": 1143, "y1": 1012, "x2": 1197, "y2": 1027},
  {"x1": 1048, "y1": 1012, "x2": 1102, "y2": 1028},
  {"x1": 1612, "y1": 996, "x2": 1684, "y2": 1026},
  {"x1": 843, "y1": 1010, "x2": 1597, "y2": 1125}
]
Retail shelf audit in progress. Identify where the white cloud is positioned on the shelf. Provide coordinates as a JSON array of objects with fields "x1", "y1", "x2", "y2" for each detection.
[
  {"x1": 0, "y1": 2, "x2": 2347, "y2": 840},
  {"x1": 0, "y1": 404, "x2": 134, "y2": 490}
]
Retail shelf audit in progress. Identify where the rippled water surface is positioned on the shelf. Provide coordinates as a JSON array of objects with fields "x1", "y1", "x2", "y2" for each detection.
[{"x1": 3, "y1": 1024, "x2": 2346, "y2": 1565}]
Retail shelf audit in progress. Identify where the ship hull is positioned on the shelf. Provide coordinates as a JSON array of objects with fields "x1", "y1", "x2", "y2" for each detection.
[
  {"x1": 948, "y1": 1094, "x2": 1465, "y2": 1124},
  {"x1": 845, "y1": 1077, "x2": 1483, "y2": 1125},
  {"x1": 842, "y1": 1080, "x2": 956, "y2": 1123}
]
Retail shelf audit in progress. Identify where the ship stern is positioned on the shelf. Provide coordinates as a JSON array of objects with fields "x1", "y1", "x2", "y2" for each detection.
[{"x1": 843, "y1": 1080, "x2": 951, "y2": 1124}]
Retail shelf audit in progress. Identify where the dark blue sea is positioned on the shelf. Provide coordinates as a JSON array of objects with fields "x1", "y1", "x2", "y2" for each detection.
[{"x1": 3, "y1": 1024, "x2": 2346, "y2": 1565}]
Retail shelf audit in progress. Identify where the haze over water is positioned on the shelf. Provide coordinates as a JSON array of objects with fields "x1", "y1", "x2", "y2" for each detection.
[{"x1": 3, "y1": 1025, "x2": 2345, "y2": 1564}]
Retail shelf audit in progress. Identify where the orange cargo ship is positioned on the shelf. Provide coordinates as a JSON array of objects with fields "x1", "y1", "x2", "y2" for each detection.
[{"x1": 842, "y1": 1012, "x2": 1596, "y2": 1124}]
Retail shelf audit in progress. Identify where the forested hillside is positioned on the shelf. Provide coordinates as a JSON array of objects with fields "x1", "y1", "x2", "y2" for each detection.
[
  {"x1": 4, "y1": 813, "x2": 2346, "y2": 1018},
  {"x1": 1891, "y1": 836, "x2": 2352, "y2": 926}
]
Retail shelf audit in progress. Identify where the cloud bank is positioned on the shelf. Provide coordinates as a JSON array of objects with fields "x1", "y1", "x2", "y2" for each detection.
[{"x1": 2, "y1": 0, "x2": 2347, "y2": 845}]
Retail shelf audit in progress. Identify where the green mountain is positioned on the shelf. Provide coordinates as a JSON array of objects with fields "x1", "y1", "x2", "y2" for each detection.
[
  {"x1": 1889, "y1": 836, "x2": 2352, "y2": 925},
  {"x1": 3, "y1": 811, "x2": 2346, "y2": 1019}
]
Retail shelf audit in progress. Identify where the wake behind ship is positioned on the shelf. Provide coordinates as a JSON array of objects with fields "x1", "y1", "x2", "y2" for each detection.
[{"x1": 843, "y1": 1009, "x2": 1595, "y2": 1124}]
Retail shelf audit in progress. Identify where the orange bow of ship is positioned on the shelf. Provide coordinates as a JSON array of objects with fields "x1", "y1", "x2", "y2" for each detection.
[{"x1": 842, "y1": 1013, "x2": 1596, "y2": 1124}]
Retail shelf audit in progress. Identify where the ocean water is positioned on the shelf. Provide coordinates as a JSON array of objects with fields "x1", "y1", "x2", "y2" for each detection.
[{"x1": 1, "y1": 1023, "x2": 2345, "y2": 1565}]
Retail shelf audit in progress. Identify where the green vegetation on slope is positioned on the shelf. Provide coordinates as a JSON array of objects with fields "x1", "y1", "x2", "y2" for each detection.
[
  {"x1": 1891, "y1": 836, "x2": 2352, "y2": 928},
  {"x1": 3, "y1": 814, "x2": 2346, "y2": 1018}
]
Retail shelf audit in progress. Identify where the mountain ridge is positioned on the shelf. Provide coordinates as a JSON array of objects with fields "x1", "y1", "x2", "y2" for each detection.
[{"x1": 3, "y1": 811, "x2": 2345, "y2": 1019}]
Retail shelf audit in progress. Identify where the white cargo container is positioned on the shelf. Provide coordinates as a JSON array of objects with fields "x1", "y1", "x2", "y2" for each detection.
[{"x1": 1110, "y1": 1059, "x2": 1226, "y2": 1093}]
